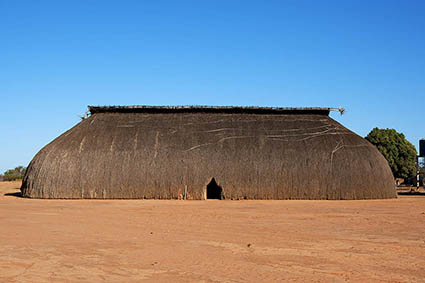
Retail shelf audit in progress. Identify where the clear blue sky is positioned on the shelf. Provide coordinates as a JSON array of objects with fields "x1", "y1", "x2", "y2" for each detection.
[{"x1": 1, "y1": 0, "x2": 424, "y2": 173}]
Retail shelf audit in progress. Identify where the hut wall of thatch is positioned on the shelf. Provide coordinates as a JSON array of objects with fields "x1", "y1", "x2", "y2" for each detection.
[{"x1": 21, "y1": 106, "x2": 396, "y2": 199}]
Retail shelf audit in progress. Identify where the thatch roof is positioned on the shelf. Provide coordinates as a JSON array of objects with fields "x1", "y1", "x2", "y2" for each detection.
[{"x1": 21, "y1": 105, "x2": 396, "y2": 199}]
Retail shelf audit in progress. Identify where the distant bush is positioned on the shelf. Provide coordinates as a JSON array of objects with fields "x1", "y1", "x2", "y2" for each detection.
[{"x1": 2, "y1": 166, "x2": 26, "y2": 181}]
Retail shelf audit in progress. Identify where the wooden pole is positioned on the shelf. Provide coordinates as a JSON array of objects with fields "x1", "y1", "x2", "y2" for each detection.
[{"x1": 416, "y1": 156, "x2": 420, "y2": 192}]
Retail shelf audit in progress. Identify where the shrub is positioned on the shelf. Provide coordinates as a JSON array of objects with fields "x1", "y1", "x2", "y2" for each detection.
[
  {"x1": 2, "y1": 166, "x2": 27, "y2": 181},
  {"x1": 366, "y1": 128, "x2": 417, "y2": 179}
]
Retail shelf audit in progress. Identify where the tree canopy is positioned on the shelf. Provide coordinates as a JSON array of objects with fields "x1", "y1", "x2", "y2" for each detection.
[
  {"x1": 365, "y1": 128, "x2": 417, "y2": 179},
  {"x1": 1, "y1": 166, "x2": 27, "y2": 181}
]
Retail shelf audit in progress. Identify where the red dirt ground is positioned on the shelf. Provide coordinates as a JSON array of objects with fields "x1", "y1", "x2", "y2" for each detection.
[{"x1": 1, "y1": 181, "x2": 425, "y2": 282}]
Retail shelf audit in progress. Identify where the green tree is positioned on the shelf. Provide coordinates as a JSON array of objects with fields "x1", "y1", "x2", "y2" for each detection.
[
  {"x1": 2, "y1": 166, "x2": 27, "y2": 181},
  {"x1": 366, "y1": 128, "x2": 417, "y2": 179}
]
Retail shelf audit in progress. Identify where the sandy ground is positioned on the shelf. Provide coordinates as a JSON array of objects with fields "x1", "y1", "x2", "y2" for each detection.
[{"x1": 1, "y1": 181, "x2": 425, "y2": 282}]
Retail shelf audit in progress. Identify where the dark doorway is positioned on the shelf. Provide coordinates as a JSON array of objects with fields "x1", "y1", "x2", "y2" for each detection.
[{"x1": 206, "y1": 178, "x2": 223, "y2": 199}]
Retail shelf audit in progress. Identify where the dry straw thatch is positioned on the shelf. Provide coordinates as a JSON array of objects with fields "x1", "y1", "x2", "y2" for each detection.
[{"x1": 21, "y1": 106, "x2": 396, "y2": 199}]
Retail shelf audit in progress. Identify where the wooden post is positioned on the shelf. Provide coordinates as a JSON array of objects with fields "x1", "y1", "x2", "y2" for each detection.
[
  {"x1": 184, "y1": 185, "x2": 187, "y2": 200},
  {"x1": 417, "y1": 156, "x2": 420, "y2": 192}
]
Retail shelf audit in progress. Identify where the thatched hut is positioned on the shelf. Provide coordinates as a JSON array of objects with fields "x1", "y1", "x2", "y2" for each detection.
[{"x1": 21, "y1": 106, "x2": 396, "y2": 199}]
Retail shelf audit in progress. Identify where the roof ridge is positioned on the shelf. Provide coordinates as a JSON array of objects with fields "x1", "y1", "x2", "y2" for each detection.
[{"x1": 88, "y1": 105, "x2": 345, "y2": 116}]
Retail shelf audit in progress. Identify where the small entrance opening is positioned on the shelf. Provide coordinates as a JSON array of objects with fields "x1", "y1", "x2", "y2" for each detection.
[{"x1": 206, "y1": 178, "x2": 223, "y2": 200}]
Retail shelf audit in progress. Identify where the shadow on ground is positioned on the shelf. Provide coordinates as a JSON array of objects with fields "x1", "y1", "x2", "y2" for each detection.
[
  {"x1": 4, "y1": 192, "x2": 23, "y2": 198},
  {"x1": 397, "y1": 191, "x2": 425, "y2": 196}
]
